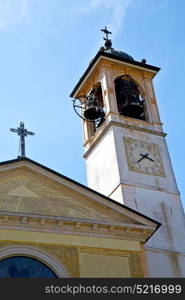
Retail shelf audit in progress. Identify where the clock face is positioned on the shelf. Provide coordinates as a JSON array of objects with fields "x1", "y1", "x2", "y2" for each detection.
[{"x1": 124, "y1": 137, "x2": 165, "y2": 176}]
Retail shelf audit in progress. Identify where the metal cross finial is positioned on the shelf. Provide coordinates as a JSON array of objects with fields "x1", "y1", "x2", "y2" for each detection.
[
  {"x1": 10, "y1": 122, "x2": 35, "y2": 158},
  {"x1": 101, "y1": 26, "x2": 112, "y2": 41},
  {"x1": 101, "y1": 26, "x2": 112, "y2": 49}
]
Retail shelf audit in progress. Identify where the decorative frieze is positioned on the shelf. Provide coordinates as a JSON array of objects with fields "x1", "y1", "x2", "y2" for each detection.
[
  {"x1": 57, "y1": 220, "x2": 63, "y2": 227},
  {"x1": 92, "y1": 223, "x2": 98, "y2": 231},
  {"x1": 0, "y1": 212, "x2": 153, "y2": 242},
  {"x1": 40, "y1": 218, "x2": 46, "y2": 225},
  {"x1": 75, "y1": 222, "x2": 81, "y2": 229},
  {"x1": 109, "y1": 225, "x2": 114, "y2": 232},
  {"x1": 3, "y1": 216, "x2": 9, "y2": 222},
  {"x1": 21, "y1": 217, "x2": 28, "y2": 223}
]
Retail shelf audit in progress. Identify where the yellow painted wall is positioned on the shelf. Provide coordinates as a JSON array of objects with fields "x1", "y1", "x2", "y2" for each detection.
[
  {"x1": 0, "y1": 229, "x2": 140, "y2": 251},
  {"x1": 79, "y1": 253, "x2": 131, "y2": 277},
  {"x1": 0, "y1": 163, "x2": 150, "y2": 277},
  {"x1": 0, "y1": 228, "x2": 145, "y2": 277}
]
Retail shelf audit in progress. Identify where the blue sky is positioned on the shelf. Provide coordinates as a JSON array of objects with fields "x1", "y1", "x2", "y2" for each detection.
[{"x1": 0, "y1": 0, "x2": 184, "y2": 209}]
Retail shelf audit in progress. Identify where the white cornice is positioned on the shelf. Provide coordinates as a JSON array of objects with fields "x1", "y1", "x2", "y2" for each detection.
[{"x1": 0, "y1": 211, "x2": 155, "y2": 242}]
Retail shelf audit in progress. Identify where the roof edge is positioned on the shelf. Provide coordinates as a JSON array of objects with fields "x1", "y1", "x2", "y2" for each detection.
[
  {"x1": 0, "y1": 156, "x2": 161, "y2": 235},
  {"x1": 70, "y1": 50, "x2": 160, "y2": 98}
]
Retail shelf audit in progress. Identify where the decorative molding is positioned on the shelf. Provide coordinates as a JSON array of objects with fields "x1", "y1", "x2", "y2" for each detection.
[
  {"x1": 3, "y1": 216, "x2": 9, "y2": 222},
  {"x1": 124, "y1": 137, "x2": 166, "y2": 177},
  {"x1": 0, "y1": 243, "x2": 73, "y2": 277},
  {"x1": 108, "y1": 181, "x2": 180, "y2": 197},
  {"x1": 109, "y1": 226, "x2": 114, "y2": 232},
  {"x1": 58, "y1": 220, "x2": 63, "y2": 227},
  {"x1": 79, "y1": 246, "x2": 144, "y2": 277},
  {"x1": 128, "y1": 252, "x2": 144, "y2": 277},
  {"x1": 37, "y1": 244, "x2": 80, "y2": 277},
  {"x1": 21, "y1": 217, "x2": 28, "y2": 223},
  {"x1": 39, "y1": 218, "x2": 46, "y2": 225},
  {"x1": 0, "y1": 211, "x2": 153, "y2": 242},
  {"x1": 75, "y1": 222, "x2": 81, "y2": 229},
  {"x1": 79, "y1": 246, "x2": 129, "y2": 256},
  {"x1": 84, "y1": 120, "x2": 166, "y2": 159},
  {"x1": 92, "y1": 223, "x2": 98, "y2": 231},
  {"x1": 145, "y1": 247, "x2": 185, "y2": 257}
]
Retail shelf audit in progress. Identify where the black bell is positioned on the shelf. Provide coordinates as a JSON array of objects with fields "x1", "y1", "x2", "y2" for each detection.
[
  {"x1": 83, "y1": 94, "x2": 103, "y2": 121},
  {"x1": 115, "y1": 75, "x2": 145, "y2": 120},
  {"x1": 122, "y1": 102, "x2": 144, "y2": 119}
]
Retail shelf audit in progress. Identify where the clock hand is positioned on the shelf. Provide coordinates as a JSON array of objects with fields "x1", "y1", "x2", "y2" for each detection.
[
  {"x1": 137, "y1": 153, "x2": 154, "y2": 164},
  {"x1": 137, "y1": 153, "x2": 147, "y2": 163},
  {"x1": 145, "y1": 154, "x2": 159, "y2": 165},
  {"x1": 137, "y1": 156, "x2": 144, "y2": 163},
  {"x1": 145, "y1": 156, "x2": 155, "y2": 162}
]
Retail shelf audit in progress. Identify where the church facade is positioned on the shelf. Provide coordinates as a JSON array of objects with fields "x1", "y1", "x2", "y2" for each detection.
[
  {"x1": 0, "y1": 158, "x2": 159, "y2": 277},
  {"x1": 0, "y1": 29, "x2": 185, "y2": 277}
]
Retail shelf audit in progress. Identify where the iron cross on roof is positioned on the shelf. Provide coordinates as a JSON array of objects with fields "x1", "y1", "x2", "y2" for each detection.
[
  {"x1": 101, "y1": 26, "x2": 112, "y2": 41},
  {"x1": 10, "y1": 122, "x2": 35, "y2": 158},
  {"x1": 101, "y1": 26, "x2": 112, "y2": 49}
]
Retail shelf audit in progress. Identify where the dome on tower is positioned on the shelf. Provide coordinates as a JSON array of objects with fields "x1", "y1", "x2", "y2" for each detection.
[
  {"x1": 104, "y1": 48, "x2": 134, "y2": 61},
  {"x1": 99, "y1": 26, "x2": 134, "y2": 61}
]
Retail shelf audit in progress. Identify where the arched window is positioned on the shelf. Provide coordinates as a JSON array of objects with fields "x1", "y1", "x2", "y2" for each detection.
[
  {"x1": 0, "y1": 256, "x2": 57, "y2": 278},
  {"x1": 0, "y1": 256, "x2": 58, "y2": 278},
  {"x1": 93, "y1": 82, "x2": 104, "y2": 106},
  {"x1": 114, "y1": 75, "x2": 146, "y2": 121},
  {"x1": 84, "y1": 82, "x2": 105, "y2": 139},
  {"x1": 91, "y1": 82, "x2": 105, "y2": 128}
]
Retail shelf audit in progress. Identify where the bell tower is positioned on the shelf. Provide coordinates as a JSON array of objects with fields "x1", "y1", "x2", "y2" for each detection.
[{"x1": 70, "y1": 28, "x2": 185, "y2": 277}]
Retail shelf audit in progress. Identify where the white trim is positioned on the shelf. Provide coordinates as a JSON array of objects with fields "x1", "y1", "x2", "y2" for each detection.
[{"x1": 145, "y1": 247, "x2": 185, "y2": 257}]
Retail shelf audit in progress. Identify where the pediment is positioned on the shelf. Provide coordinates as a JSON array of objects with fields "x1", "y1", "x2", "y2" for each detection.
[{"x1": 0, "y1": 159, "x2": 159, "y2": 230}]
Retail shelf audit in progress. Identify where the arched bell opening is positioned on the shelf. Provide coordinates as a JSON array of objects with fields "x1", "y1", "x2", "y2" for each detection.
[
  {"x1": 84, "y1": 82, "x2": 105, "y2": 127},
  {"x1": 73, "y1": 82, "x2": 105, "y2": 138},
  {"x1": 93, "y1": 82, "x2": 104, "y2": 108},
  {"x1": 82, "y1": 82, "x2": 105, "y2": 140},
  {"x1": 114, "y1": 75, "x2": 146, "y2": 121}
]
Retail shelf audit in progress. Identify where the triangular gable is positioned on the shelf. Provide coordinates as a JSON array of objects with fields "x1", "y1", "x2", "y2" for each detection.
[{"x1": 0, "y1": 158, "x2": 160, "y2": 231}]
